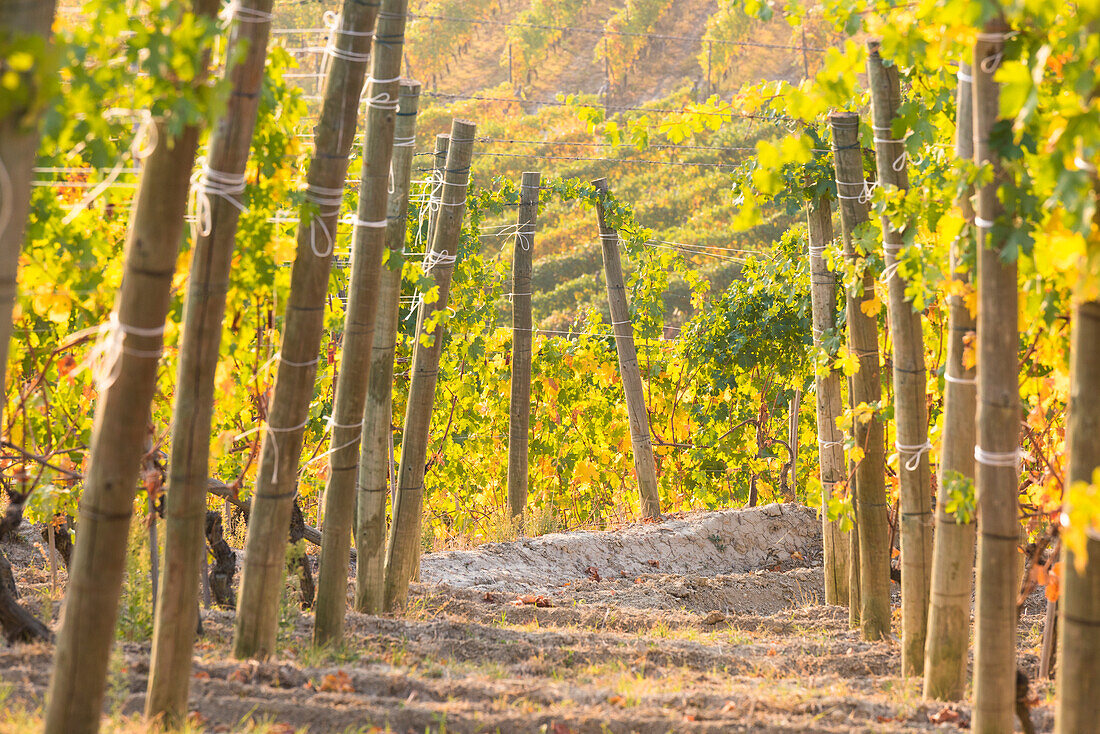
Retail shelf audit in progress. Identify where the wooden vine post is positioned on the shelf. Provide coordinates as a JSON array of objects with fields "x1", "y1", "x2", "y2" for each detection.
[
  {"x1": 0, "y1": 0, "x2": 58, "y2": 433},
  {"x1": 867, "y1": 42, "x2": 934, "y2": 676},
  {"x1": 1056, "y1": 256, "x2": 1100, "y2": 730},
  {"x1": 314, "y1": 0, "x2": 412, "y2": 648},
  {"x1": 972, "y1": 23, "x2": 1021, "y2": 734},
  {"x1": 355, "y1": 83, "x2": 421, "y2": 615},
  {"x1": 44, "y1": 2, "x2": 222, "y2": 731},
  {"x1": 382, "y1": 120, "x2": 476, "y2": 612},
  {"x1": 923, "y1": 61, "x2": 978, "y2": 701},
  {"x1": 145, "y1": 1, "x2": 276, "y2": 722},
  {"x1": 0, "y1": 0, "x2": 59, "y2": 648},
  {"x1": 829, "y1": 111, "x2": 891, "y2": 641},
  {"x1": 507, "y1": 171, "x2": 540, "y2": 519},
  {"x1": 233, "y1": 0, "x2": 378, "y2": 661},
  {"x1": 805, "y1": 192, "x2": 850, "y2": 605},
  {"x1": 593, "y1": 178, "x2": 661, "y2": 520}
]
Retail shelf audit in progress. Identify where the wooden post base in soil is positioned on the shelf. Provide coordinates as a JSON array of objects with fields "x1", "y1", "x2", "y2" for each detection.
[
  {"x1": 592, "y1": 178, "x2": 661, "y2": 521},
  {"x1": 972, "y1": 24, "x2": 1021, "y2": 734},
  {"x1": 1054, "y1": 304, "x2": 1100, "y2": 730},
  {"x1": 355, "y1": 83, "x2": 422, "y2": 616},
  {"x1": 314, "y1": 0, "x2": 413, "y2": 647},
  {"x1": 867, "y1": 40, "x2": 933, "y2": 677},
  {"x1": 805, "y1": 193, "x2": 850, "y2": 606},
  {"x1": 382, "y1": 120, "x2": 476, "y2": 613},
  {"x1": 233, "y1": 0, "x2": 378, "y2": 661},
  {"x1": 507, "y1": 172, "x2": 540, "y2": 520},
  {"x1": 829, "y1": 111, "x2": 891, "y2": 642},
  {"x1": 923, "y1": 61, "x2": 977, "y2": 702}
]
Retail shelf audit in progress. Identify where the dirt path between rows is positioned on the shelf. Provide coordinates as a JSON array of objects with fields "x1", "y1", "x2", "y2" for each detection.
[{"x1": 1, "y1": 503, "x2": 1053, "y2": 733}]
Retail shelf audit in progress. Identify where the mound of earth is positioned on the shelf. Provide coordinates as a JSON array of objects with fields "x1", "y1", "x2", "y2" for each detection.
[{"x1": 420, "y1": 503, "x2": 821, "y2": 594}]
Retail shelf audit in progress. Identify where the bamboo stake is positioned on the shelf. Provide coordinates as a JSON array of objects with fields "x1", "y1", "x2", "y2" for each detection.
[
  {"x1": 507, "y1": 172, "x2": 540, "y2": 519},
  {"x1": 147, "y1": 1, "x2": 276, "y2": 715},
  {"x1": 788, "y1": 390, "x2": 800, "y2": 499},
  {"x1": 806, "y1": 193, "x2": 850, "y2": 605},
  {"x1": 829, "y1": 111, "x2": 891, "y2": 641},
  {"x1": 314, "y1": 0, "x2": 412, "y2": 645},
  {"x1": 592, "y1": 178, "x2": 661, "y2": 520},
  {"x1": 382, "y1": 120, "x2": 476, "y2": 612},
  {"x1": 355, "y1": 83, "x2": 421, "y2": 615},
  {"x1": 233, "y1": 0, "x2": 378, "y2": 661},
  {"x1": 867, "y1": 42, "x2": 934, "y2": 676},
  {"x1": 44, "y1": 3, "x2": 221, "y2": 731},
  {"x1": 0, "y1": 0, "x2": 58, "y2": 434},
  {"x1": 924, "y1": 61, "x2": 978, "y2": 701},
  {"x1": 972, "y1": 22, "x2": 1020, "y2": 734}
]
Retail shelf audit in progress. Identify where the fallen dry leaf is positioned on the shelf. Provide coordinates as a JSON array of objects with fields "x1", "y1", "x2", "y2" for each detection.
[
  {"x1": 791, "y1": 551, "x2": 804, "y2": 561},
  {"x1": 513, "y1": 594, "x2": 552, "y2": 607},
  {"x1": 720, "y1": 701, "x2": 737, "y2": 713},
  {"x1": 318, "y1": 670, "x2": 355, "y2": 693},
  {"x1": 646, "y1": 559, "x2": 660, "y2": 567},
  {"x1": 607, "y1": 694, "x2": 626, "y2": 707},
  {"x1": 482, "y1": 591, "x2": 495, "y2": 602},
  {"x1": 928, "y1": 707, "x2": 959, "y2": 724},
  {"x1": 586, "y1": 566, "x2": 602, "y2": 581}
]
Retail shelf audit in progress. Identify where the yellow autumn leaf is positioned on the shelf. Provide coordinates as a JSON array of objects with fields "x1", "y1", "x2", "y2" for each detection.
[
  {"x1": 835, "y1": 349, "x2": 860, "y2": 377},
  {"x1": 850, "y1": 446, "x2": 865, "y2": 464},
  {"x1": 860, "y1": 294, "x2": 882, "y2": 318}
]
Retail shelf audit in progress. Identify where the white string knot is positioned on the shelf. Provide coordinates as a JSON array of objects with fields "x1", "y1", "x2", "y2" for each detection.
[
  {"x1": 974, "y1": 445, "x2": 1020, "y2": 471},
  {"x1": 896, "y1": 439, "x2": 933, "y2": 472},
  {"x1": 191, "y1": 162, "x2": 247, "y2": 238},
  {"x1": 872, "y1": 125, "x2": 909, "y2": 172},
  {"x1": 321, "y1": 11, "x2": 372, "y2": 77},
  {"x1": 835, "y1": 179, "x2": 876, "y2": 203},
  {"x1": 422, "y1": 248, "x2": 457, "y2": 275},
  {"x1": 305, "y1": 184, "x2": 344, "y2": 257},
  {"x1": 79, "y1": 312, "x2": 166, "y2": 392},
  {"x1": 351, "y1": 216, "x2": 388, "y2": 230},
  {"x1": 976, "y1": 31, "x2": 1012, "y2": 73}
]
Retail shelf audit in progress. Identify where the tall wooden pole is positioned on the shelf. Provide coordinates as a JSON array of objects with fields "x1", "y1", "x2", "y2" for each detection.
[
  {"x1": 806, "y1": 193, "x2": 850, "y2": 605},
  {"x1": 0, "y1": 0, "x2": 58, "y2": 434},
  {"x1": 233, "y1": 0, "x2": 378, "y2": 660},
  {"x1": 354, "y1": 83, "x2": 421, "y2": 615},
  {"x1": 507, "y1": 172, "x2": 539, "y2": 519},
  {"x1": 924, "y1": 61, "x2": 978, "y2": 701},
  {"x1": 145, "y1": 1, "x2": 276, "y2": 722},
  {"x1": 867, "y1": 41, "x2": 934, "y2": 677},
  {"x1": 829, "y1": 112, "x2": 891, "y2": 641},
  {"x1": 44, "y1": 3, "x2": 221, "y2": 731},
  {"x1": 382, "y1": 120, "x2": 476, "y2": 612},
  {"x1": 592, "y1": 178, "x2": 661, "y2": 520},
  {"x1": 314, "y1": 0, "x2": 412, "y2": 648},
  {"x1": 1056, "y1": 298, "x2": 1100, "y2": 731},
  {"x1": 972, "y1": 21, "x2": 1020, "y2": 734}
]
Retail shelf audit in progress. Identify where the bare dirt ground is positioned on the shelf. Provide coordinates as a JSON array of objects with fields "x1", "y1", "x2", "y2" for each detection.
[{"x1": 1, "y1": 504, "x2": 1053, "y2": 733}]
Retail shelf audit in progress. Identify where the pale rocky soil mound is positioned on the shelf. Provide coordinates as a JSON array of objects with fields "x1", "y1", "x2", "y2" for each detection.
[{"x1": 1, "y1": 504, "x2": 1054, "y2": 733}]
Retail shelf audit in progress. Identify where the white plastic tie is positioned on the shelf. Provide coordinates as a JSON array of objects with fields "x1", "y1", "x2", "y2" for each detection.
[
  {"x1": 77, "y1": 312, "x2": 166, "y2": 392},
  {"x1": 944, "y1": 371, "x2": 977, "y2": 386},
  {"x1": 974, "y1": 216, "x2": 995, "y2": 229}
]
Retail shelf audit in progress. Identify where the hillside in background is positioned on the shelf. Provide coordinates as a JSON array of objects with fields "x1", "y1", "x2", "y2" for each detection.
[{"x1": 273, "y1": 0, "x2": 837, "y2": 329}]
